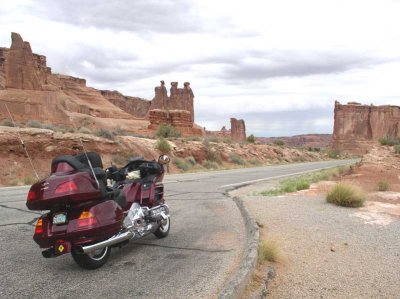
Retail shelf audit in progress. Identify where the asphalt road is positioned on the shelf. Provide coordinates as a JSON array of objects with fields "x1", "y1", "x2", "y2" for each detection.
[{"x1": 0, "y1": 159, "x2": 357, "y2": 299}]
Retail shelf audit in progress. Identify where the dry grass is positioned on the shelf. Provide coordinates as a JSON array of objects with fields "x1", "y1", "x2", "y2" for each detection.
[
  {"x1": 258, "y1": 239, "x2": 280, "y2": 263},
  {"x1": 326, "y1": 184, "x2": 365, "y2": 207}
]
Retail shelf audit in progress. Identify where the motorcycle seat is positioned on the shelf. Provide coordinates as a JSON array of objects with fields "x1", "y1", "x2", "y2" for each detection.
[{"x1": 107, "y1": 188, "x2": 127, "y2": 208}]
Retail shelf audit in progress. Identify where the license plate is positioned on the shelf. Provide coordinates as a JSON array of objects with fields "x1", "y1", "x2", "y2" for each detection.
[
  {"x1": 53, "y1": 213, "x2": 67, "y2": 225},
  {"x1": 151, "y1": 206, "x2": 166, "y2": 216}
]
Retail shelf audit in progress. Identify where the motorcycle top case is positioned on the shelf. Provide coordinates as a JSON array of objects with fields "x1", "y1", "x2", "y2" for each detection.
[{"x1": 26, "y1": 170, "x2": 104, "y2": 210}]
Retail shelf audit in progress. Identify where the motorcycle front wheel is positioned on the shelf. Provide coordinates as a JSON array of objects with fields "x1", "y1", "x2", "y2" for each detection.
[
  {"x1": 71, "y1": 246, "x2": 110, "y2": 270},
  {"x1": 154, "y1": 217, "x2": 170, "y2": 238}
]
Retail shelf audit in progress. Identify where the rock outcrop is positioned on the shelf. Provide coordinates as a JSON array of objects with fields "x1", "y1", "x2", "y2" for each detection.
[
  {"x1": 333, "y1": 101, "x2": 400, "y2": 154},
  {"x1": 101, "y1": 90, "x2": 151, "y2": 118},
  {"x1": 147, "y1": 81, "x2": 202, "y2": 136},
  {"x1": 0, "y1": 32, "x2": 203, "y2": 136},
  {"x1": 230, "y1": 118, "x2": 246, "y2": 142},
  {"x1": 258, "y1": 134, "x2": 332, "y2": 148}
]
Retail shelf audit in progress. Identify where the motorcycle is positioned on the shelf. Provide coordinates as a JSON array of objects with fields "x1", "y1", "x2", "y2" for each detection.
[{"x1": 26, "y1": 151, "x2": 171, "y2": 269}]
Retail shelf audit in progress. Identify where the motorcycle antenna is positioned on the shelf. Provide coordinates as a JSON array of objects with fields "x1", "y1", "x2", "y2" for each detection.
[
  {"x1": 69, "y1": 118, "x2": 100, "y2": 189},
  {"x1": 3, "y1": 103, "x2": 40, "y2": 181}
]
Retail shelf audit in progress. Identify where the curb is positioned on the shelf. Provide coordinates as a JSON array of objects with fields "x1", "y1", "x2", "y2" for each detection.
[{"x1": 218, "y1": 196, "x2": 259, "y2": 299}]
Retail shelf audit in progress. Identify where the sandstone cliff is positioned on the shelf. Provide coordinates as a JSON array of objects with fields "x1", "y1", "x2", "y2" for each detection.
[
  {"x1": 0, "y1": 33, "x2": 201, "y2": 135},
  {"x1": 333, "y1": 101, "x2": 400, "y2": 154},
  {"x1": 230, "y1": 118, "x2": 246, "y2": 142}
]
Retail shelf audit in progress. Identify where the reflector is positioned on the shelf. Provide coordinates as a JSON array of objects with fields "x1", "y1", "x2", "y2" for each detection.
[
  {"x1": 34, "y1": 218, "x2": 43, "y2": 235},
  {"x1": 55, "y1": 181, "x2": 78, "y2": 194}
]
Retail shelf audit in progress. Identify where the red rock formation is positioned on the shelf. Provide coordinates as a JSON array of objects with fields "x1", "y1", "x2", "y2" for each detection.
[
  {"x1": 149, "y1": 81, "x2": 195, "y2": 122},
  {"x1": 101, "y1": 90, "x2": 151, "y2": 118},
  {"x1": 230, "y1": 118, "x2": 246, "y2": 142},
  {"x1": 205, "y1": 126, "x2": 231, "y2": 138},
  {"x1": 333, "y1": 101, "x2": 400, "y2": 154}
]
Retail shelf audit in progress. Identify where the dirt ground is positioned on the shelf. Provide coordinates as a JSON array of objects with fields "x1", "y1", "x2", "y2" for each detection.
[{"x1": 234, "y1": 145, "x2": 400, "y2": 298}]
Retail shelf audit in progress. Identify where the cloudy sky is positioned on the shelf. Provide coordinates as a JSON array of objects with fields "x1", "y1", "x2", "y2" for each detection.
[{"x1": 1, "y1": 0, "x2": 400, "y2": 136}]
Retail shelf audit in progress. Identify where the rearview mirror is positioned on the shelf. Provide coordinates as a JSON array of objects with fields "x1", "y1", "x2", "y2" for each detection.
[{"x1": 158, "y1": 154, "x2": 170, "y2": 165}]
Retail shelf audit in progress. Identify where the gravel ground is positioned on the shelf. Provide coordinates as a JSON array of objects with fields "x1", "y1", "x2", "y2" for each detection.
[{"x1": 234, "y1": 184, "x2": 400, "y2": 299}]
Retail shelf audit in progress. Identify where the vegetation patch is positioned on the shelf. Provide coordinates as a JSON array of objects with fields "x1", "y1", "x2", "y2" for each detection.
[
  {"x1": 394, "y1": 145, "x2": 400, "y2": 154},
  {"x1": 155, "y1": 138, "x2": 172, "y2": 154},
  {"x1": 247, "y1": 134, "x2": 255, "y2": 143},
  {"x1": 326, "y1": 184, "x2": 365, "y2": 207},
  {"x1": 202, "y1": 160, "x2": 219, "y2": 170},
  {"x1": 173, "y1": 158, "x2": 191, "y2": 171},
  {"x1": 273, "y1": 140, "x2": 285, "y2": 146},
  {"x1": 1, "y1": 119, "x2": 15, "y2": 127},
  {"x1": 229, "y1": 153, "x2": 246, "y2": 165},
  {"x1": 260, "y1": 166, "x2": 349, "y2": 196},
  {"x1": 327, "y1": 149, "x2": 340, "y2": 159},
  {"x1": 156, "y1": 124, "x2": 181, "y2": 138},
  {"x1": 258, "y1": 239, "x2": 280, "y2": 263},
  {"x1": 377, "y1": 181, "x2": 390, "y2": 191},
  {"x1": 379, "y1": 136, "x2": 400, "y2": 146}
]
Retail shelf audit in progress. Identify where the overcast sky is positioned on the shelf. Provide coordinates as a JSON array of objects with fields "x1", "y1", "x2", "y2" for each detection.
[{"x1": 1, "y1": 0, "x2": 400, "y2": 136}]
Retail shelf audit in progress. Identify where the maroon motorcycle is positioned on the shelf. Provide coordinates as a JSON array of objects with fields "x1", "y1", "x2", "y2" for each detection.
[{"x1": 26, "y1": 152, "x2": 171, "y2": 269}]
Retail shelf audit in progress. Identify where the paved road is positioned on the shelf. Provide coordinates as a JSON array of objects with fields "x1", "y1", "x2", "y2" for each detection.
[{"x1": 0, "y1": 159, "x2": 357, "y2": 299}]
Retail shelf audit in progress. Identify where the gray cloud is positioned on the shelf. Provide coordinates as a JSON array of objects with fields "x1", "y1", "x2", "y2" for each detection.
[
  {"x1": 218, "y1": 50, "x2": 386, "y2": 81},
  {"x1": 29, "y1": 0, "x2": 202, "y2": 33}
]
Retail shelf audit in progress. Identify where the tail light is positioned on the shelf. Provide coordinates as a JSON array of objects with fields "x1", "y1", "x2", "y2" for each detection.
[
  {"x1": 77, "y1": 211, "x2": 97, "y2": 227},
  {"x1": 27, "y1": 190, "x2": 37, "y2": 201},
  {"x1": 34, "y1": 218, "x2": 43, "y2": 235},
  {"x1": 55, "y1": 181, "x2": 78, "y2": 194}
]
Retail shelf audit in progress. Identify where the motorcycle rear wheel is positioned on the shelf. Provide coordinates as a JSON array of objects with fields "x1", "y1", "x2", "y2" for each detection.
[
  {"x1": 154, "y1": 217, "x2": 170, "y2": 238},
  {"x1": 71, "y1": 246, "x2": 110, "y2": 270}
]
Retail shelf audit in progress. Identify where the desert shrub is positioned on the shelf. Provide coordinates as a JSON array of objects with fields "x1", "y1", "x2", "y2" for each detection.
[
  {"x1": 308, "y1": 147, "x2": 321, "y2": 152},
  {"x1": 379, "y1": 136, "x2": 396, "y2": 146},
  {"x1": 2, "y1": 119, "x2": 15, "y2": 127},
  {"x1": 156, "y1": 138, "x2": 172, "y2": 154},
  {"x1": 79, "y1": 127, "x2": 93, "y2": 135},
  {"x1": 202, "y1": 160, "x2": 219, "y2": 170},
  {"x1": 205, "y1": 136, "x2": 220, "y2": 143},
  {"x1": 281, "y1": 178, "x2": 310, "y2": 193},
  {"x1": 113, "y1": 127, "x2": 127, "y2": 136},
  {"x1": 378, "y1": 181, "x2": 390, "y2": 191},
  {"x1": 156, "y1": 124, "x2": 181, "y2": 138},
  {"x1": 229, "y1": 153, "x2": 246, "y2": 165},
  {"x1": 185, "y1": 156, "x2": 196, "y2": 166},
  {"x1": 96, "y1": 128, "x2": 115, "y2": 140},
  {"x1": 41, "y1": 123, "x2": 55, "y2": 131},
  {"x1": 23, "y1": 176, "x2": 36, "y2": 185},
  {"x1": 258, "y1": 240, "x2": 280, "y2": 263},
  {"x1": 173, "y1": 158, "x2": 190, "y2": 171},
  {"x1": 247, "y1": 134, "x2": 255, "y2": 143},
  {"x1": 327, "y1": 149, "x2": 340, "y2": 159},
  {"x1": 394, "y1": 145, "x2": 400, "y2": 154},
  {"x1": 184, "y1": 136, "x2": 201, "y2": 142},
  {"x1": 248, "y1": 159, "x2": 262, "y2": 166},
  {"x1": 326, "y1": 184, "x2": 365, "y2": 207},
  {"x1": 27, "y1": 120, "x2": 42, "y2": 128},
  {"x1": 273, "y1": 140, "x2": 285, "y2": 146},
  {"x1": 111, "y1": 152, "x2": 138, "y2": 166}
]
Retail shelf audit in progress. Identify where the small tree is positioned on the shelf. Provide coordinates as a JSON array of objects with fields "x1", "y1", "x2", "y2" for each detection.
[
  {"x1": 156, "y1": 138, "x2": 172, "y2": 154},
  {"x1": 247, "y1": 134, "x2": 255, "y2": 143}
]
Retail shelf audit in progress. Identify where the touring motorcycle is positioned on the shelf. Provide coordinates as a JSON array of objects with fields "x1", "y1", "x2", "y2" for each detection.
[{"x1": 26, "y1": 152, "x2": 171, "y2": 269}]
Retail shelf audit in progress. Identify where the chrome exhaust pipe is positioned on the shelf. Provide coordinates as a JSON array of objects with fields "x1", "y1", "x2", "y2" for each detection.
[{"x1": 77, "y1": 231, "x2": 134, "y2": 254}]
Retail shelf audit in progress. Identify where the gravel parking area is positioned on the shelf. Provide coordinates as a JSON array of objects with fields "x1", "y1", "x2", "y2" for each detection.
[{"x1": 234, "y1": 184, "x2": 400, "y2": 298}]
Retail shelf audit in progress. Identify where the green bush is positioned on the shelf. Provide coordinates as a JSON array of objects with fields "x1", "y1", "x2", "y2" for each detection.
[
  {"x1": 41, "y1": 123, "x2": 55, "y2": 131},
  {"x1": 327, "y1": 149, "x2": 340, "y2": 159},
  {"x1": 96, "y1": 128, "x2": 115, "y2": 140},
  {"x1": 394, "y1": 145, "x2": 400, "y2": 154},
  {"x1": 326, "y1": 184, "x2": 365, "y2": 207},
  {"x1": 173, "y1": 158, "x2": 190, "y2": 171},
  {"x1": 156, "y1": 138, "x2": 172, "y2": 154},
  {"x1": 202, "y1": 160, "x2": 219, "y2": 170},
  {"x1": 79, "y1": 127, "x2": 93, "y2": 134},
  {"x1": 156, "y1": 124, "x2": 181, "y2": 138},
  {"x1": 378, "y1": 181, "x2": 390, "y2": 191},
  {"x1": 229, "y1": 153, "x2": 246, "y2": 165},
  {"x1": 281, "y1": 178, "x2": 310, "y2": 193},
  {"x1": 1, "y1": 119, "x2": 15, "y2": 127},
  {"x1": 247, "y1": 134, "x2": 255, "y2": 143},
  {"x1": 248, "y1": 159, "x2": 262, "y2": 166},
  {"x1": 27, "y1": 120, "x2": 42, "y2": 128},
  {"x1": 273, "y1": 140, "x2": 285, "y2": 146},
  {"x1": 379, "y1": 136, "x2": 396, "y2": 146}
]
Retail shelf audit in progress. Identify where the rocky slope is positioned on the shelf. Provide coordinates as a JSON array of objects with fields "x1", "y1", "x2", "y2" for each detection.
[{"x1": 0, "y1": 126, "x2": 327, "y2": 187}]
